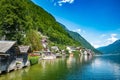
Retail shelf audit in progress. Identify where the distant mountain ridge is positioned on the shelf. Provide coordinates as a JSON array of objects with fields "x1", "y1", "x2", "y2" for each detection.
[
  {"x1": 59, "y1": 23, "x2": 101, "y2": 54},
  {"x1": 97, "y1": 39, "x2": 120, "y2": 54}
]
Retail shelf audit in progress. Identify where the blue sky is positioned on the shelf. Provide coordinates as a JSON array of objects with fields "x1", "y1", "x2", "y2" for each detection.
[{"x1": 31, "y1": 0, "x2": 120, "y2": 48}]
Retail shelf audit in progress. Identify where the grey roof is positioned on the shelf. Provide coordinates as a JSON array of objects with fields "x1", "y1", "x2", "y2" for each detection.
[
  {"x1": 0, "y1": 41, "x2": 16, "y2": 53},
  {"x1": 19, "y1": 46, "x2": 30, "y2": 53},
  {"x1": 51, "y1": 46, "x2": 59, "y2": 50}
]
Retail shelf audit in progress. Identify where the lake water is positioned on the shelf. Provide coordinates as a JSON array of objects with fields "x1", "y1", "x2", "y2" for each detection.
[{"x1": 0, "y1": 54, "x2": 120, "y2": 80}]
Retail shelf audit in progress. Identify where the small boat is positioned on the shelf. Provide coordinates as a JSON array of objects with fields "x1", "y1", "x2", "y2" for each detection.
[
  {"x1": 42, "y1": 51, "x2": 56, "y2": 60},
  {"x1": 42, "y1": 55, "x2": 56, "y2": 60}
]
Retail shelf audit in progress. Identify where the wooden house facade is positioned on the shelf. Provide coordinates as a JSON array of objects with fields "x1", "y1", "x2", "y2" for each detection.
[
  {"x1": 0, "y1": 41, "x2": 19, "y2": 73},
  {"x1": 17, "y1": 46, "x2": 30, "y2": 68}
]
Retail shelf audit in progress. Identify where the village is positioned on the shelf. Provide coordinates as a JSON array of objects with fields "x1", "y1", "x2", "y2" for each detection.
[{"x1": 0, "y1": 36, "x2": 94, "y2": 74}]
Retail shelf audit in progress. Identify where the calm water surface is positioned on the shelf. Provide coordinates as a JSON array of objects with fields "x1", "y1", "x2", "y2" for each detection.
[{"x1": 0, "y1": 54, "x2": 120, "y2": 80}]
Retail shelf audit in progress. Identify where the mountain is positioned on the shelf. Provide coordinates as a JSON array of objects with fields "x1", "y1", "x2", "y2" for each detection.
[
  {"x1": 97, "y1": 40, "x2": 120, "y2": 54},
  {"x1": 0, "y1": 0, "x2": 81, "y2": 50},
  {"x1": 0, "y1": 0, "x2": 100, "y2": 53},
  {"x1": 59, "y1": 23, "x2": 101, "y2": 54}
]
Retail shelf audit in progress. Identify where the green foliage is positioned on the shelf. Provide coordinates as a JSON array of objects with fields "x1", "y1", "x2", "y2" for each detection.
[
  {"x1": 29, "y1": 56, "x2": 39, "y2": 65},
  {"x1": 0, "y1": 0, "x2": 80, "y2": 50},
  {"x1": 65, "y1": 49, "x2": 69, "y2": 54},
  {"x1": 67, "y1": 31, "x2": 101, "y2": 54},
  {"x1": 24, "y1": 30, "x2": 43, "y2": 51},
  {"x1": 0, "y1": 0, "x2": 81, "y2": 50}
]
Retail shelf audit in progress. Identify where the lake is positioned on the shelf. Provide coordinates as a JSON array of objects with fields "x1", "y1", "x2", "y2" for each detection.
[{"x1": 0, "y1": 54, "x2": 120, "y2": 80}]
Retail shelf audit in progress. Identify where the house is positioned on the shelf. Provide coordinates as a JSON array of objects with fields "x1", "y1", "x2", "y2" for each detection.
[
  {"x1": 41, "y1": 36, "x2": 48, "y2": 49},
  {"x1": 17, "y1": 46, "x2": 30, "y2": 69},
  {"x1": 51, "y1": 46, "x2": 59, "y2": 52},
  {"x1": 0, "y1": 41, "x2": 19, "y2": 73},
  {"x1": 66, "y1": 46, "x2": 76, "y2": 53},
  {"x1": 41, "y1": 51, "x2": 56, "y2": 60}
]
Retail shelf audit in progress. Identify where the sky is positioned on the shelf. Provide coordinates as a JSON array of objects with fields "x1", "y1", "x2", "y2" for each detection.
[{"x1": 31, "y1": 0, "x2": 120, "y2": 48}]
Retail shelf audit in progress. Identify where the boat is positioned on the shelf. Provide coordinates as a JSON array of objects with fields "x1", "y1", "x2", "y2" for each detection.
[
  {"x1": 42, "y1": 55, "x2": 56, "y2": 60},
  {"x1": 42, "y1": 51, "x2": 56, "y2": 60}
]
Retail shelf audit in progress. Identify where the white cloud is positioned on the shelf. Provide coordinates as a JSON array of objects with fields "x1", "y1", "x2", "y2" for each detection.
[
  {"x1": 91, "y1": 33, "x2": 118, "y2": 48},
  {"x1": 58, "y1": 0, "x2": 74, "y2": 4},
  {"x1": 53, "y1": 0, "x2": 75, "y2": 6},
  {"x1": 72, "y1": 28, "x2": 86, "y2": 37},
  {"x1": 91, "y1": 41, "x2": 104, "y2": 48},
  {"x1": 73, "y1": 29, "x2": 81, "y2": 33},
  {"x1": 106, "y1": 34, "x2": 118, "y2": 44}
]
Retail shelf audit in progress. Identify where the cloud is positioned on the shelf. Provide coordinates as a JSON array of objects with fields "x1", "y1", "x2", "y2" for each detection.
[
  {"x1": 91, "y1": 33, "x2": 118, "y2": 48},
  {"x1": 91, "y1": 41, "x2": 103, "y2": 48},
  {"x1": 58, "y1": 0, "x2": 74, "y2": 4},
  {"x1": 106, "y1": 34, "x2": 118, "y2": 44},
  {"x1": 72, "y1": 28, "x2": 86, "y2": 37},
  {"x1": 53, "y1": 0, "x2": 75, "y2": 6},
  {"x1": 73, "y1": 29, "x2": 81, "y2": 33}
]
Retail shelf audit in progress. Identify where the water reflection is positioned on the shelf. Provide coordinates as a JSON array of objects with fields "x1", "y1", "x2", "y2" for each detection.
[
  {"x1": 67, "y1": 54, "x2": 76, "y2": 69},
  {"x1": 90, "y1": 55, "x2": 120, "y2": 80},
  {"x1": 0, "y1": 54, "x2": 120, "y2": 80},
  {"x1": 0, "y1": 67, "x2": 30, "y2": 80},
  {"x1": 79, "y1": 54, "x2": 93, "y2": 63},
  {"x1": 67, "y1": 54, "x2": 93, "y2": 69}
]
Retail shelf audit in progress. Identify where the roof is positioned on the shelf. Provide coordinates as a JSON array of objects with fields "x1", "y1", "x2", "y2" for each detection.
[
  {"x1": 51, "y1": 46, "x2": 59, "y2": 49},
  {"x1": 19, "y1": 46, "x2": 30, "y2": 53},
  {"x1": 0, "y1": 41, "x2": 16, "y2": 53}
]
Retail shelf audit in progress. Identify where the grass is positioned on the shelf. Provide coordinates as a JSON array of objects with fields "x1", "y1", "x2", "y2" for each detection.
[{"x1": 28, "y1": 56, "x2": 40, "y2": 65}]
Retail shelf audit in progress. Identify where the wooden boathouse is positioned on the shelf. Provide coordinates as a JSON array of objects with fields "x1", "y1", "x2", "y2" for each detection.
[
  {"x1": 0, "y1": 41, "x2": 31, "y2": 74},
  {"x1": 0, "y1": 41, "x2": 19, "y2": 73},
  {"x1": 16, "y1": 46, "x2": 30, "y2": 69}
]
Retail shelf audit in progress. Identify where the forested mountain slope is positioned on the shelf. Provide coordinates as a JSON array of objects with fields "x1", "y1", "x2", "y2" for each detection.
[
  {"x1": 0, "y1": 0, "x2": 81, "y2": 50},
  {"x1": 0, "y1": 0, "x2": 100, "y2": 54},
  {"x1": 59, "y1": 23, "x2": 101, "y2": 54}
]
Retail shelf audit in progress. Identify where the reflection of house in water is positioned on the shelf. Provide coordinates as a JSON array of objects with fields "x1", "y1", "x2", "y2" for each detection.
[
  {"x1": 79, "y1": 54, "x2": 93, "y2": 63},
  {"x1": 67, "y1": 54, "x2": 76, "y2": 69},
  {"x1": 0, "y1": 41, "x2": 19, "y2": 73}
]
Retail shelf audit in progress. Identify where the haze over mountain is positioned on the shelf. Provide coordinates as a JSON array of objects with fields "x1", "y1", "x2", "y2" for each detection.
[
  {"x1": 97, "y1": 39, "x2": 120, "y2": 54},
  {"x1": 59, "y1": 23, "x2": 101, "y2": 54}
]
